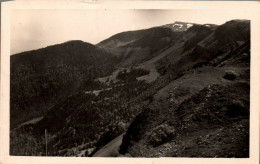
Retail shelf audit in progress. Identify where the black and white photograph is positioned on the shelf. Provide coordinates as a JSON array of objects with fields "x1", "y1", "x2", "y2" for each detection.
[{"x1": 1, "y1": 1, "x2": 260, "y2": 164}]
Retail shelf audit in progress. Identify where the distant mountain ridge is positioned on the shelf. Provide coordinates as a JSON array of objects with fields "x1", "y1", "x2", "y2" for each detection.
[{"x1": 164, "y1": 21, "x2": 197, "y2": 32}]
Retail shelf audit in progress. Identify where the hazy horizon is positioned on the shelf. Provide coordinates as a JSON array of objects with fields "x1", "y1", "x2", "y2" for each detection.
[{"x1": 11, "y1": 9, "x2": 252, "y2": 55}]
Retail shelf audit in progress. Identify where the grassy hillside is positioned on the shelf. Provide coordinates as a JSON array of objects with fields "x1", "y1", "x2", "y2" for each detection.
[{"x1": 119, "y1": 22, "x2": 250, "y2": 156}]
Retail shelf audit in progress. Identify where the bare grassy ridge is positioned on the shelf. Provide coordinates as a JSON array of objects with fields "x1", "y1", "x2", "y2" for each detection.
[{"x1": 119, "y1": 42, "x2": 250, "y2": 157}]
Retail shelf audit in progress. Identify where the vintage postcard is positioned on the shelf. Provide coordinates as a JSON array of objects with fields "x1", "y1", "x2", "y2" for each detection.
[{"x1": 1, "y1": 0, "x2": 259, "y2": 164}]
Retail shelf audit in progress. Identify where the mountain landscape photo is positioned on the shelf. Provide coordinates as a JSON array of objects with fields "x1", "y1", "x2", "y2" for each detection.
[{"x1": 10, "y1": 10, "x2": 250, "y2": 158}]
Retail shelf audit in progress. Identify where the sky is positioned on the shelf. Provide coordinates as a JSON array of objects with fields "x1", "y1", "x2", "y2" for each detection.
[{"x1": 11, "y1": 9, "x2": 252, "y2": 55}]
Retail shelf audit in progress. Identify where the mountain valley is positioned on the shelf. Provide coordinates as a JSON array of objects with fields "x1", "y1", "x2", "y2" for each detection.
[{"x1": 10, "y1": 20, "x2": 250, "y2": 157}]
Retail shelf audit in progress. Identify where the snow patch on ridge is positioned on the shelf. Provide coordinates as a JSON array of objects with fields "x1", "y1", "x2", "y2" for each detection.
[
  {"x1": 173, "y1": 24, "x2": 184, "y2": 28},
  {"x1": 187, "y1": 23, "x2": 193, "y2": 28}
]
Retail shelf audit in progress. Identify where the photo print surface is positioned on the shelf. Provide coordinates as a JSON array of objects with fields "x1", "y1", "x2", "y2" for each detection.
[{"x1": 10, "y1": 8, "x2": 250, "y2": 157}]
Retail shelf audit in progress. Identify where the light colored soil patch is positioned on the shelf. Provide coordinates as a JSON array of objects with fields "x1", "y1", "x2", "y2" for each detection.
[
  {"x1": 93, "y1": 134, "x2": 124, "y2": 157},
  {"x1": 97, "y1": 69, "x2": 125, "y2": 85},
  {"x1": 14, "y1": 116, "x2": 43, "y2": 130},
  {"x1": 85, "y1": 88, "x2": 112, "y2": 96}
]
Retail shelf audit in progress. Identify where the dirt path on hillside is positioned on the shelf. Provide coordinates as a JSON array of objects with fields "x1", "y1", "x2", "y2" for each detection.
[{"x1": 92, "y1": 134, "x2": 124, "y2": 157}]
